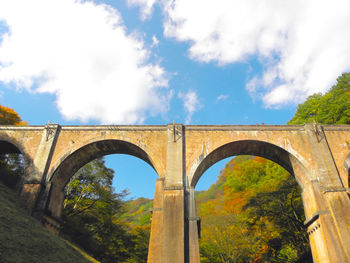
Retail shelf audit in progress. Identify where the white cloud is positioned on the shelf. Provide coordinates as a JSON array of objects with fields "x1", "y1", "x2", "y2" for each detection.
[
  {"x1": 178, "y1": 90, "x2": 200, "y2": 124},
  {"x1": 0, "y1": 0, "x2": 169, "y2": 124},
  {"x1": 163, "y1": 0, "x2": 350, "y2": 107},
  {"x1": 151, "y1": 35, "x2": 159, "y2": 47},
  {"x1": 216, "y1": 94, "x2": 229, "y2": 102},
  {"x1": 127, "y1": 0, "x2": 158, "y2": 20}
]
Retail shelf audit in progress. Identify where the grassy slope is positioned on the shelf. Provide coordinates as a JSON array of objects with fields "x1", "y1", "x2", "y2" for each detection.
[{"x1": 0, "y1": 181, "x2": 98, "y2": 263}]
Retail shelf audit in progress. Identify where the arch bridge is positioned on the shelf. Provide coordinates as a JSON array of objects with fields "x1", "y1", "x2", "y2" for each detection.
[{"x1": 1, "y1": 123, "x2": 350, "y2": 263}]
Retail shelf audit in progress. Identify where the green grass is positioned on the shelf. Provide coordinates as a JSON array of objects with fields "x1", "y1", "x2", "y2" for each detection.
[{"x1": 0, "y1": 181, "x2": 99, "y2": 263}]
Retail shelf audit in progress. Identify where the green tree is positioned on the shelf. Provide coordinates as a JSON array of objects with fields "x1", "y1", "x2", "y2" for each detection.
[
  {"x1": 63, "y1": 158, "x2": 125, "y2": 217},
  {"x1": 0, "y1": 153, "x2": 24, "y2": 188},
  {"x1": 62, "y1": 158, "x2": 134, "y2": 263},
  {"x1": 62, "y1": 157, "x2": 152, "y2": 263},
  {"x1": 243, "y1": 176, "x2": 311, "y2": 262},
  {"x1": 288, "y1": 72, "x2": 350, "y2": 125}
]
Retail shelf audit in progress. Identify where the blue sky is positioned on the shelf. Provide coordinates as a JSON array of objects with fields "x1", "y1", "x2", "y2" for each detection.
[{"x1": 1, "y1": 0, "x2": 349, "y2": 198}]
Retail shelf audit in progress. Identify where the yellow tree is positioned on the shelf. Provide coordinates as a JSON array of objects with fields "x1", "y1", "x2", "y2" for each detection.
[{"x1": 0, "y1": 105, "x2": 27, "y2": 125}]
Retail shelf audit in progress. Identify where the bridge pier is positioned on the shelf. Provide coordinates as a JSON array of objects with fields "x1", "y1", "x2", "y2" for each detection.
[
  {"x1": 302, "y1": 182, "x2": 350, "y2": 262},
  {"x1": 187, "y1": 187, "x2": 200, "y2": 263},
  {"x1": 323, "y1": 191, "x2": 350, "y2": 261},
  {"x1": 147, "y1": 124, "x2": 188, "y2": 263},
  {"x1": 160, "y1": 124, "x2": 186, "y2": 263},
  {"x1": 20, "y1": 183, "x2": 42, "y2": 211},
  {"x1": 301, "y1": 124, "x2": 350, "y2": 262},
  {"x1": 147, "y1": 178, "x2": 164, "y2": 263},
  {"x1": 20, "y1": 124, "x2": 60, "y2": 213},
  {"x1": 162, "y1": 187, "x2": 185, "y2": 263}
]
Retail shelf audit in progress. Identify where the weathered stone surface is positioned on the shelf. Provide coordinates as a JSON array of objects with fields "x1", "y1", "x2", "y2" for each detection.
[
  {"x1": 162, "y1": 189, "x2": 185, "y2": 263},
  {"x1": 20, "y1": 183, "x2": 41, "y2": 211},
  {"x1": 187, "y1": 187, "x2": 200, "y2": 263},
  {"x1": 1, "y1": 123, "x2": 350, "y2": 262},
  {"x1": 147, "y1": 178, "x2": 164, "y2": 263}
]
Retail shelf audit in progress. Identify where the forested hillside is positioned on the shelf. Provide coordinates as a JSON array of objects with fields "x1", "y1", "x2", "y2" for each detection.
[
  {"x1": 288, "y1": 72, "x2": 350, "y2": 125},
  {"x1": 197, "y1": 156, "x2": 309, "y2": 262}
]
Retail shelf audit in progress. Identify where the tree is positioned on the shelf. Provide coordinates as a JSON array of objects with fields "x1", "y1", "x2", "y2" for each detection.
[
  {"x1": 62, "y1": 157, "x2": 152, "y2": 263},
  {"x1": 197, "y1": 156, "x2": 313, "y2": 263},
  {"x1": 63, "y1": 158, "x2": 124, "y2": 217},
  {"x1": 0, "y1": 153, "x2": 24, "y2": 188},
  {"x1": 0, "y1": 104, "x2": 26, "y2": 188},
  {"x1": 62, "y1": 158, "x2": 133, "y2": 263},
  {"x1": 243, "y1": 176, "x2": 311, "y2": 262},
  {"x1": 288, "y1": 72, "x2": 350, "y2": 125},
  {"x1": 0, "y1": 105, "x2": 27, "y2": 125}
]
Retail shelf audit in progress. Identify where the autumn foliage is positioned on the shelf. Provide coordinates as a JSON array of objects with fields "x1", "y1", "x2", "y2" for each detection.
[
  {"x1": 0, "y1": 105, "x2": 27, "y2": 125},
  {"x1": 197, "y1": 156, "x2": 311, "y2": 262}
]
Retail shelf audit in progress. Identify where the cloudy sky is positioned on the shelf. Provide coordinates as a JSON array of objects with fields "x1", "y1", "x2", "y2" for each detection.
[{"x1": 1, "y1": 0, "x2": 349, "y2": 198}]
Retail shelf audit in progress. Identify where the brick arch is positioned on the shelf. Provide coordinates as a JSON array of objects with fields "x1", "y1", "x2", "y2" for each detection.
[
  {"x1": 49, "y1": 139, "x2": 158, "y2": 188},
  {"x1": 0, "y1": 139, "x2": 30, "y2": 189},
  {"x1": 44, "y1": 139, "x2": 158, "y2": 219},
  {"x1": 0, "y1": 140, "x2": 22, "y2": 154},
  {"x1": 190, "y1": 139, "x2": 310, "y2": 189},
  {"x1": 0, "y1": 133, "x2": 30, "y2": 158},
  {"x1": 0, "y1": 137, "x2": 32, "y2": 173}
]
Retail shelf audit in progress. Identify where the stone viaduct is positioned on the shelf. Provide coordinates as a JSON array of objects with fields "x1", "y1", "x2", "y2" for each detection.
[{"x1": 0, "y1": 123, "x2": 350, "y2": 262}]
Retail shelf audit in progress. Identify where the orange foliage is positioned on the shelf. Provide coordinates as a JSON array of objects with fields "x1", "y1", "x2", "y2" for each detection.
[
  {"x1": 224, "y1": 196, "x2": 246, "y2": 214},
  {"x1": 0, "y1": 105, "x2": 27, "y2": 125}
]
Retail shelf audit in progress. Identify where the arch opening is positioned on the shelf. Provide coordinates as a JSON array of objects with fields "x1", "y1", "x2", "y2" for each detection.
[
  {"x1": 46, "y1": 139, "x2": 157, "y2": 262},
  {"x1": 0, "y1": 140, "x2": 25, "y2": 189},
  {"x1": 192, "y1": 140, "x2": 312, "y2": 262},
  {"x1": 191, "y1": 140, "x2": 308, "y2": 189},
  {"x1": 49, "y1": 139, "x2": 157, "y2": 189}
]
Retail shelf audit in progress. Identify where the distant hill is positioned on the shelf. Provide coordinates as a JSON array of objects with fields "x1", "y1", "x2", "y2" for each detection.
[
  {"x1": 0, "y1": 181, "x2": 98, "y2": 263},
  {"x1": 119, "y1": 197, "x2": 153, "y2": 227}
]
